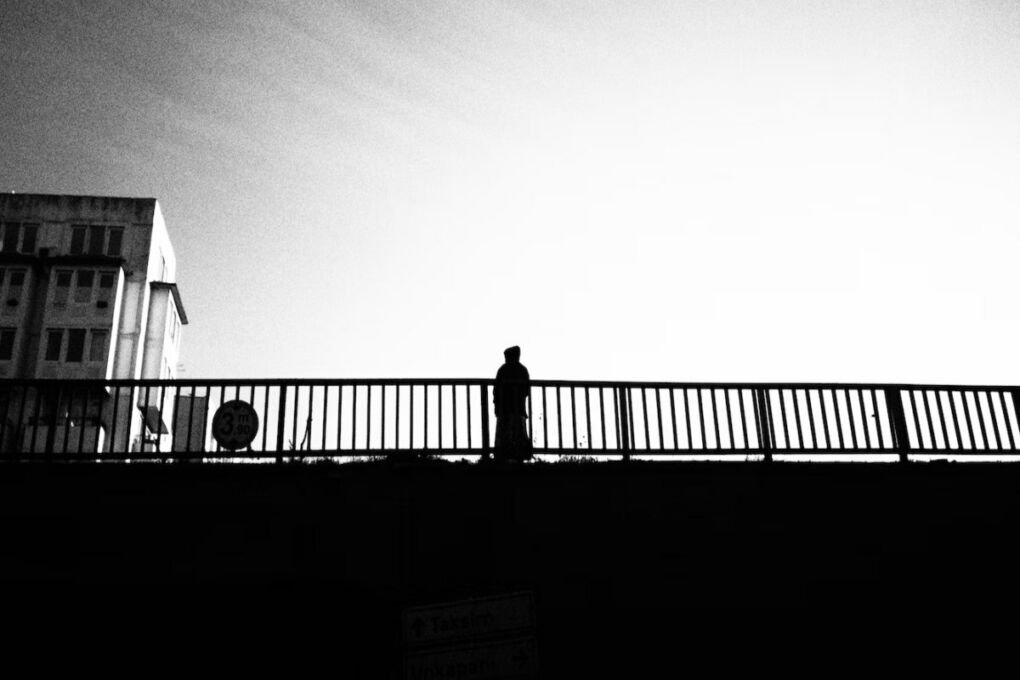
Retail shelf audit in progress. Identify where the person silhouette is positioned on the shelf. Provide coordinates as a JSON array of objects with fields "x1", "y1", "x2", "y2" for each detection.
[{"x1": 493, "y1": 345, "x2": 532, "y2": 462}]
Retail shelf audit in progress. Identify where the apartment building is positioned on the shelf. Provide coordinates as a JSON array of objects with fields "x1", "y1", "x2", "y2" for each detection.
[{"x1": 0, "y1": 193, "x2": 199, "y2": 454}]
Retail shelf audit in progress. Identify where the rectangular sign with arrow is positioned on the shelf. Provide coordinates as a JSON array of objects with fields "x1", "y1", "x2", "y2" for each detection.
[{"x1": 403, "y1": 591, "x2": 536, "y2": 648}]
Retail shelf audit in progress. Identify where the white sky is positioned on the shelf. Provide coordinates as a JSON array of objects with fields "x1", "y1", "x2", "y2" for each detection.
[{"x1": 2, "y1": 1, "x2": 1019, "y2": 383}]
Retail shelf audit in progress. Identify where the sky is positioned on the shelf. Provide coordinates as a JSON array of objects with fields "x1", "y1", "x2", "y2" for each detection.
[{"x1": 2, "y1": 0, "x2": 1019, "y2": 383}]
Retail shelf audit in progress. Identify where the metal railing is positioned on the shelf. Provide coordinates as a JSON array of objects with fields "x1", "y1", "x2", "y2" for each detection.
[{"x1": 1, "y1": 378, "x2": 1019, "y2": 461}]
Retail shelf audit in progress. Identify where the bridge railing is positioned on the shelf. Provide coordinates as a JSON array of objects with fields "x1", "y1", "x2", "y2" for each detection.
[{"x1": 1, "y1": 378, "x2": 1018, "y2": 461}]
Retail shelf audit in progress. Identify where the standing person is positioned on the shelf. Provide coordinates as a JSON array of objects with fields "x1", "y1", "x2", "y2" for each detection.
[{"x1": 493, "y1": 345, "x2": 532, "y2": 462}]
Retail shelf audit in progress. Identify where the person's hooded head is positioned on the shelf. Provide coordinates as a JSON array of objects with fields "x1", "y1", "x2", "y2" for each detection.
[{"x1": 504, "y1": 346, "x2": 521, "y2": 364}]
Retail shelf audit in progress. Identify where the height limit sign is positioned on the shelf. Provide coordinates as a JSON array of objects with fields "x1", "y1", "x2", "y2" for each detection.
[{"x1": 212, "y1": 400, "x2": 259, "y2": 451}]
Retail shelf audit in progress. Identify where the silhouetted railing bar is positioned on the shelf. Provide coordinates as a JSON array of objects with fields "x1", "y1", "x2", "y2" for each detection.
[
  {"x1": 408, "y1": 385, "x2": 414, "y2": 450},
  {"x1": 706, "y1": 389, "x2": 717, "y2": 449},
  {"x1": 971, "y1": 391, "x2": 987, "y2": 448},
  {"x1": 436, "y1": 384, "x2": 443, "y2": 449},
  {"x1": 571, "y1": 387, "x2": 578, "y2": 449},
  {"x1": 738, "y1": 390, "x2": 749, "y2": 449},
  {"x1": 335, "y1": 385, "x2": 344, "y2": 452},
  {"x1": 1000, "y1": 391, "x2": 1016, "y2": 450},
  {"x1": 922, "y1": 391, "x2": 937, "y2": 449},
  {"x1": 947, "y1": 391, "x2": 962, "y2": 449},
  {"x1": 868, "y1": 390, "x2": 882, "y2": 449},
  {"x1": 626, "y1": 388, "x2": 636, "y2": 451},
  {"x1": 143, "y1": 385, "x2": 153, "y2": 454},
  {"x1": 558, "y1": 385, "x2": 567, "y2": 448},
  {"x1": 59, "y1": 385, "x2": 72, "y2": 456},
  {"x1": 363, "y1": 384, "x2": 371, "y2": 450},
  {"x1": 682, "y1": 389, "x2": 692, "y2": 450},
  {"x1": 815, "y1": 389, "x2": 830, "y2": 449},
  {"x1": 855, "y1": 390, "x2": 869, "y2": 449},
  {"x1": 106, "y1": 385, "x2": 118, "y2": 455},
  {"x1": 542, "y1": 387, "x2": 549, "y2": 449},
  {"x1": 352, "y1": 386, "x2": 360, "y2": 451},
  {"x1": 62, "y1": 385, "x2": 74, "y2": 454},
  {"x1": 27, "y1": 387, "x2": 42, "y2": 453},
  {"x1": 480, "y1": 384, "x2": 491, "y2": 456},
  {"x1": 986, "y1": 391, "x2": 1002, "y2": 450},
  {"x1": 803, "y1": 389, "x2": 817, "y2": 449},
  {"x1": 934, "y1": 390, "x2": 949, "y2": 449},
  {"x1": 668, "y1": 389, "x2": 678, "y2": 451},
  {"x1": 636, "y1": 387, "x2": 644, "y2": 452},
  {"x1": 159, "y1": 385, "x2": 170, "y2": 453},
  {"x1": 830, "y1": 389, "x2": 844, "y2": 450},
  {"x1": 845, "y1": 390, "x2": 859, "y2": 450},
  {"x1": 776, "y1": 389, "x2": 789, "y2": 449},
  {"x1": 173, "y1": 385, "x2": 183, "y2": 454},
  {"x1": 789, "y1": 389, "x2": 803, "y2": 449},
  {"x1": 752, "y1": 389, "x2": 765, "y2": 453},
  {"x1": 1012, "y1": 391, "x2": 1020, "y2": 449},
  {"x1": 722, "y1": 389, "x2": 734, "y2": 449},
  {"x1": 696, "y1": 389, "x2": 706, "y2": 450},
  {"x1": 612, "y1": 388, "x2": 621, "y2": 449},
  {"x1": 654, "y1": 389, "x2": 663, "y2": 450},
  {"x1": 586, "y1": 388, "x2": 594, "y2": 450},
  {"x1": 526, "y1": 384, "x2": 533, "y2": 444},
  {"x1": 599, "y1": 388, "x2": 608, "y2": 450},
  {"x1": 767, "y1": 390, "x2": 779, "y2": 451}
]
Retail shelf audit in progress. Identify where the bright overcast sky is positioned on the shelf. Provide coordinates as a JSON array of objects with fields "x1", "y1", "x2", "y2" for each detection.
[{"x1": 2, "y1": 1, "x2": 1019, "y2": 382}]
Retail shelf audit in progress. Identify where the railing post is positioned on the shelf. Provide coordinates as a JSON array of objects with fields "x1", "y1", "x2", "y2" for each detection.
[
  {"x1": 275, "y1": 385, "x2": 287, "y2": 464},
  {"x1": 44, "y1": 386, "x2": 60, "y2": 460},
  {"x1": 885, "y1": 388, "x2": 911, "y2": 463},
  {"x1": 480, "y1": 382, "x2": 491, "y2": 461},
  {"x1": 618, "y1": 387, "x2": 631, "y2": 461},
  {"x1": 755, "y1": 388, "x2": 773, "y2": 462}
]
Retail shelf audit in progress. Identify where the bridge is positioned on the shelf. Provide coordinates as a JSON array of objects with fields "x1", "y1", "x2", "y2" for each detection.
[{"x1": 2, "y1": 378, "x2": 1019, "y2": 461}]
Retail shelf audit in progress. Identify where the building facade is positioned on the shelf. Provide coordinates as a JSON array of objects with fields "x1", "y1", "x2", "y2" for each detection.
[{"x1": 0, "y1": 194, "x2": 196, "y2": 454}]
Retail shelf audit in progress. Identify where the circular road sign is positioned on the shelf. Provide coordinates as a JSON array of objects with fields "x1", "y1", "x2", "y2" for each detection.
[{"x1": 212, "y1": 400, "x2": 260, "y2": 451}]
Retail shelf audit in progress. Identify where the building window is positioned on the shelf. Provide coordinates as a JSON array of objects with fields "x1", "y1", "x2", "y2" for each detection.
[
  {"x1": 89, "y1": 329, "x2": 108, "y2": 362},
  {"x1": 2, "y1": 223, "x2": 19, "y2": 253},
  {"x1": 8, "y1": 270, "x2": 25, "y2": 301},
  {"x1": 66, "y1": 329, "x2": 86, "y2": 362},
  {"x1": 54, "y1": 270, "x2": 72, "y2": 305},
  {"x1": 70, "y1": 226, "x2": 86, "y2": 255},
  {"x1": 107, "y1": 228, "x2": 123, "y2": 256},
  {"x1": 74, "y1": 270, "x2": 94, "y2": 303},
  {"x1": 45, "y1": 329, "x2": 63, "y2": 361},
  {"x1": 20, "y1": 224, "x2": 38, "y2": 253},
  {"x1": 87, "y1": 225, "x2": 105, "y2": 255},
  {"x1": 0, "y1": 328, "x2": 15, "y2": 360}
]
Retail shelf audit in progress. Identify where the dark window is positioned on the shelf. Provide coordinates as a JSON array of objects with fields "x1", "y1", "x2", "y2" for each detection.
[
  {"x1": 66, "y1": 329, "x2": 86, "y2": 362},
  {"x1": 87, "y1": 225, "x2": 105, "y2": 255},
  {"x1": 0, "y1": 268, "x2": 4, "y2": 286},
  {"x1": 107, "y1": 228, "x2": 123, "y2": 256},
  {"x1": 20, "y1": 224, "x2": 38, "y2": 253},
  {"x1": 9, "y1": 270, "x2": 25, "y2": 287},
  {"x1": 70, "y1": 226, "x2": 86, "y2": 255},
  {"x1": 89, "y1": 330, "x2": 108, "y2": 362},
  {"x1": 74, "y1": 270, "x2": 93, "y2": 303},
  {"x1": 99, "y1": 272, "x2": 115, "y2": 289},
  {"x1": 54, "y1": 270, "x2": 71, "y2": 305},
  {"x1": 45, "y1": 329, "x2": 63, "y2": 361},
  {"x1": 0, "y1": 329, "x2": 15, "y2": 360},
  {"x1": 2, "y1": 223, "x2": 19, "y2": 253}
]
